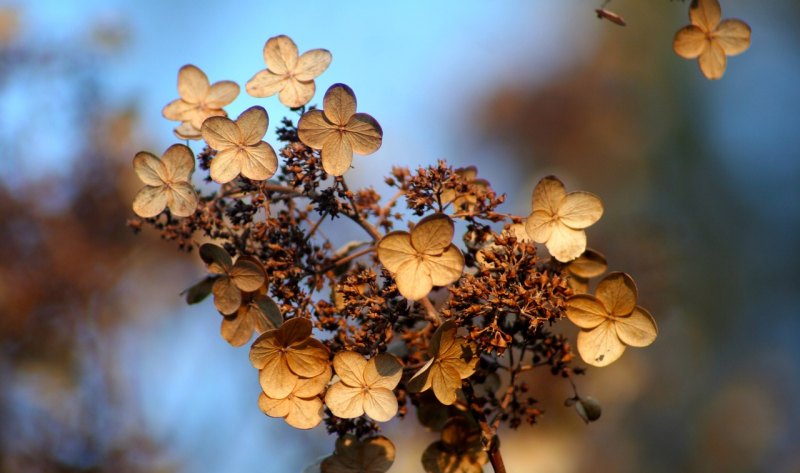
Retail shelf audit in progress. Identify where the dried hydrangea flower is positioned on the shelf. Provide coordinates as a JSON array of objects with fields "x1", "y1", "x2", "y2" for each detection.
[
  {"x1": 201, "y1": 106, "x2": 278, "y2": 183},
  {"x1": 564, "y1": 248, "x2": 608, "y2": 293},
  {"x1": 162, "y1": 64, "x2": 239, "y2": 138},
  {"x1": 408, "y1": 321, "x2": 477, "y2": 405},
  {"x1": 421, "y1": 418, "x2": 488, "y2": 473},
  {"x1": 222, "y1": 294, "x2": 282, "y2": 347},
  {"x1": 132, "y1": 144, "x2": 198, "y2": 218},
  {"x1": 673, "y1": 0, "x2": 751, "y2": 80},
  {"x1": 200, "y1": 244, "x2": 266, "y2": 315},
  {"x1": 377, "y1": 214, "x2": 464, "y2": 301},
  {"x1": 441, "y1": 166, "x2": 489, "y2": 212},
  {"x1": 258, "y1": 365, "x2": 331, "y2": 429},
  {"x1": 297, "y1": 84, "x2": 383, "y2": 176},
  {"x1": 525, "y1": 175, "x2": 603, "y2": 263},
  {"x1": 324, "y1": 351, "x2": 402, "y2": 422},
  {"x1": 566, "y1": 272, "x2": 657, "y2": 367},
  {"x1": 320, "y1": 435, "x2": 395, "y2": 473},
  {"x1": 246, "y1": 35, "x2": 332, "y2": 108},
  {"x1": 250, "y1": 317, "x2": 330, "y2": 399}
]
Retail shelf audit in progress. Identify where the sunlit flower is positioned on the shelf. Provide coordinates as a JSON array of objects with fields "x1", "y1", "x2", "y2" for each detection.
[
  {"x1": 421, "y1": 418, "x2": 488, "y2": 473},
  {"x1": 258, "y1": 365, "x2": 331, "y2": 429},
  {"x1": 201, "y1": 106, "x2": 278, "y2": 183},
  {"x1": 132, "y1": 144, "x2": 198, "y2": 218},
  {"x1": 246, "y1": 35, "x2": 332, "y2": 108},
  {"x1": 564, "y1": 248, "x2": 607, "y2": 293},
  {"x1": 162, "y1": 64, "x2": 239, "y2": 138},
  {"x1": 324, "y1": 351, "x2": 402, "y2": 422},
  {"x1": 408, "y1": 321, "x2": 477, "y2": 405},
  {"x1": 297, "y1": 84, "x2": 383, "y2": 176},
  {"x1": 673, "y1": 0, "x2": 751, "y2": 80},
  {"x1": 221, "y1": 294, "x2": 282, "y2": 347},
  {"x1": 525, "y1": 175, "x2": 603, "y2": 263},
  {"x1": 566, "y1": 272, "x2": 657, "y2": 367},
  {"x1": 199, "y1": 243, "x2": 266, "y2": 315},
  {"x1": 320, "y1": 435, "x2": 395, "y2": 473},
  {"x1": 377, "y1": 214, "x2": 464, "y2": 301},
  {"x1": 250, "y1": 317, "x2": 330, "y2": 399}
]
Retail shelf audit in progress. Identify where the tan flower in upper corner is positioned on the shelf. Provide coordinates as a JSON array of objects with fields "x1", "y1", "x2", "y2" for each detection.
[
  {"x1": 421, "y1": 418, "x2": 488, "y2": 473},
  {"x1": 320, "y1": 435, "x2": 395, "y2": 473},
  {"x1": 324, "y1": 351, "x2": 402, "y2": 422},
  {"x1": 250, "y1": 317, "x2": 330, "y2": 399},
  {"x1": 162, "y1": 64, "x2": 239, "y2": 138},
  {"x1": 297, "y1": 84, "x2": 383, "y2": 176},
  {"x1": 132, "y1": 144, "x2": 198, "y2": 218},
  {"x1": 377, "y1": 214, "x2": 464, "y2": 301},
  {"x1": 221, "y1": 294, "x2": 283, "y2": 347},
  {"x1": 525, "y1": 175, "x2": 603, "y2": 263},
  {"x1": 258, "y1": 365, "x2": 331, "y2": 429},
  {"x1": 566, "y1": 272, "x2": 657, "y2": 367},
  {"x1": 246, "y1": 35, "x2": 332, "y2": 108},
  {"x1": 564, "y1": 248, "x2": 608, "y2": 293},
  {"x1": 408, "y1": 321, "x2": 477, "y2": 405},
  {"x1": 199, "y1": 244, "x2": 266, "y2": 315},
  {"x1": 673, "y1": 0, "x2": 751, "y2": 80},
  {"x1": 201, "y1": 106, "x2": 278, "y2": 183}
]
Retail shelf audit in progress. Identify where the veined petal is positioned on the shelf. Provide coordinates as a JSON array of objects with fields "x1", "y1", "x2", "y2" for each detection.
[
  {"x1": 321, "y1": 134, "x2": 353, "y2": 176},
  {"x1": 294, "y1": 365, "x2": 332, "y2": 398},
  {"x1": 230, "y1": 259, "x2": 265, "y2": 292},
  {"x1": 325, "y1": 382, "x2": 365, "y2": 419},
  {"x1": 165, "y1": 182, "x2": 198, "y2": 217},
  {"x1": 132, "y1": 186, "x2": 167, "y2": 218},
  {"x1": 263, "y1": 35, "x2": 298, "y2": 75},
  {"x1": 177, "y1": 64, "x2": 210, "y2": 103},
  {"x1": 279, "y1": 79, "x2": 315, "y2": 108},
  {"x1": 411, "y1": 214, "x2": 454, "y2": 255},
  {"x1": 249, "y1": 330, "x2": 281, "y2": 368},
  {"x1": 259, "y1": 356, "x2": 299, "y2": 399},
  {"x1": 202, "y1": 116, "x2": 240, "y2": 149},
  {"x1": 698, "y1": 39, "x2": 727, "y2": 80},
  {"x1": 212, "y1": 276, "x2": 241, "y2": 315},
  {"x1": 297, "y1": 110, "x2": 335, "y2": 149},
  {"x1": 236, "y1": 106, "x2": 269, "y2": 144},
  {"x1": 673, "y1": 25, "x2": 708, "y2": 59},
  {"x1": 286, "y1": 338, "x2": 329, "y2": 378},
  {"x1": 689, "y1": 0, "x2": 721, "y2": 32},
  {"x1": 205, "y1": 80, "x2": 239, "y2": 108},
  {"x1": 173, "y1": 121, "x2": 202, "y2": 140},
  {"x1": 242, "y1": 142, "x2": 278, "y2": 181},
  {"x1": 245, "y1": 70, "x2": 288, "y2": 98},
  {"x1": 577, "y1": 322, "x2": 625, "y2": 367},
  {"x1": 364, "y1": 354, "x2": 402, "y2": 390},
  {"x1": 615, "y1": 307, "x2": 658, "y2": 347},
  {"x1": 278, "y1": 317, "x2": 313, "y2": 346},
  {"x1": 430, "y1": 362, "x2": 462, "y2": 405},
  {"x1": 323, "y1": 83, "x2": 357, "y2": 126},
  {"x1": 407, "y1": 358, "x2": 434, "y2": 393},
  {"x1": 344, "y1": 113, "x2": 383, "y2": 155},
  {"x1": 161, "y1": 144, "x2": 195, "y2": 182},
  {"x1": 294, "y1": 48, "x2": 332, "y2": 81},
  {"x1": 199, "y1": 243, "x2": 232, "y2": 269},
  {"x1": 567, "y1": 249, "x2": 607, "y2": 278},
  {"x1": 559, "y1": 191, "x2": 603, "y2": 229},
  {"x1": 258, "y1": 392, "x2": 291, "y2": 418},
  {"x1": 395, "y1": 258, "x2": 433, "y2": 301},
  {"x1": 333, "y1": 351, "x2": 367, "y2": 387},
  {"x1": 363, "y1": 388, "x2": 398, "y2": 422},
  {"x1": 188, "y1": 108, "x2": 226, "y2": 131},
  {"x1": 566, "y1": 295, "x2": 608, "y2": 329},
  {"x1": 377, "y1": 231, "x2": 416, "y2": 273},
  {"x1": 221, "y1": 312, "x2": 255, "y2": 347},
  {"x1": 714, "y1": 19, "x2": 751, "y2": 56},
  {"x1": 595, "y1": 272, "x2": 638, "y2": 317},
  {"x1": 532, "y1": 175, "x2": 566, "y2": 215},
  {"x1": 545, "y1": 224, "x2": 586, "y2": 263},
  {"x1": 133, "y1": 151, "x2": 167, "y2": 186},
  {"x1": 209, "y1": 148, "x2": 243, "y2": 184},
  {"x1": 426, "y1": 245, "x2": 464, "y2": 287},
  {"x1": 162, "y1": 99, "x2": 194, "y2": 121},
  {"x1": 525, "y1": 210, "x2": 555, "y2": 244},
  {"x1": 283, "y1": 397, "x2": 324, "y2": 429}
]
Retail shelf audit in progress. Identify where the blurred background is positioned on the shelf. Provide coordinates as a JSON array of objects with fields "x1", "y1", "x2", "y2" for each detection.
[{"x1": 1, "y1": 0, "x2": 798, "y2": 472}]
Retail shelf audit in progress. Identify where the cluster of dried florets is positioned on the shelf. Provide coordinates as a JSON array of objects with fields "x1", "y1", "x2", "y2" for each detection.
[{"x1": 129, "y1": 34, "x2": 658, "y2": 473}]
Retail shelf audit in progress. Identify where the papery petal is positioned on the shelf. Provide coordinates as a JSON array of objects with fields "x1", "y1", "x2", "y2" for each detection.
[
  {"x1": 160, "y1": 144, "x2": 195, "y2": 182},
  {"x1": 297, "y1": 109, "x2": 335, "y2": 149},
  {"x1": 294, "y1": 48, "x2": 332, "y2": 81},
  {"x1": 411, "y1": 214, "x2": 454, "y2": 255},
  {"x1": 258, "y1": 392, "x2": 291, "y2": 418},
  {"x1": 616, "y1": 306, "x2": 658, "y2": 347},
  {"x1": 241, "y1": 142, "x2": 278, "y2": 181},
  {"x1": 715, "y1": 19, "x2": 751, "y2": 56},
  {"x1": 248, "y1": 296, "x2": 282, "y2": 332},
  {"x1": 199, "y1": 243, "x2": 232, "y2": 269},
  {"x1": 260, "y1": 356, "x2": 299, "y2": 398},
  {"x1": 363, "y1": 388, "x2": 398, "y2": 422},
  {"x1": 162, "y1": 99, "x2": 195, "y2": 121},
  {"x1": 230, "y1": 258, "x2": 265, "y2": 292},
  {"x1": 377, "y1": 232, "x2": 416, "y2": 273},
  {"x1": 344, "y1": 113, "x2": 382, "y2": 155},
  {"x1": 264, "y1": 35, "x2": 298, "y2": 75},
  {"x1": 221, "y1": 312, "x2": 255, "y2": 347},
  {"x1": 209, "y1": 148, "x2": 243, "y2": 184},
  {"x1": 286, "y1": 338, "x2": 329, "y2": 378},
  {"x1": 189, "y1": 108, "x2": 226, "y2": 131},
  {"x1": 431, "y1": 363, "x2": 461, "y2": 405},
  {"x1": 212, "y1": 277, "x2": 241, "y2": 315},
  {"x1": 559, "y1": 191, "x2": 603, "y2": 229},
  {"x1": 324, "y1": 382, "x2": 365, "y2": 419},
  {"x1": 205, "y1": 80, "x2": 239, "y2": 108},
  {"x1": 426, "y1": 245, "x2": 464, "y2": 287},
  {"x1": 673, "y1": 25, "x2": 708, "y2": 59},
  {"x1": 577, "y1": 322, "x2": 625, "y2": 367},
  {"x1": 236, "y1": 106, "x2": 269, "y2": 144},
  {"x1": 545, "y1": 224, "x2": 586, "y2": 263},
  {"x1": 284, "y1": 397, "x2": 324, "y2": 429},
  {"x1": 321, "y1": 134, "x2": 353, "y2": 176},
  {"x1": 245, "y1": 70, "x2": 288, "y2": 98},
  {"x1": 294, "y1": 365, "x2": 332, "y2": 398},
  {"x1": 395, "y1": 258, "x2": 433, "y2": 301},
  {"x1": 689, "y1": 0, "x2": 721, "y2": 31},
  {"x1": 525, "y1": 210, "x2": 555, "y2": 244},
  {"x1": 132, "y1": 186, "x2": 167, "y2": 218},
  {"x1": 567, "y1": 249, "x2": 607, "y2": 278},
  {"x1": 174, "y1": 121, "x2": 202, "y2": 140},
  {"x1": 165, "y1": 182, "x2": 198, "y2": 217},
  {"x1": 279, "y1": 79, "x2": 315, "y2": 108},
  {"x1": 133, "y1": 151, "x2": 167, "y2": 186},
  {"x1": 407, "y1": 358, "x2": 434, "y2": 393},
  {"x1": 566, "y1": 295, "x2": 608, "y2": 329},
  {"x1": 332, "y1": 351, "x2": 367, "y2": 387},
  {"x1": 250, "y1": 331, "x2": 281, "y2": 368},
  {"x1": 364, "y1": 354, "x2": 402, "y2": 390},
  {"x1": 202, "y1": 116, "x2": 240, "y2": 149},
  {"x1": 595, "y1": 272, "x2": 637, "y2": 316},
  {"x1": 532, "y1": 175, "x2": 566, "y2": 215},
  {"x1": 323, "y1": 83, "x2": 357, "y2": 126},
  {"x1": 698, "y1": 38, "x2": 727, "y2": 80},
  {"x1": 177, "y1": 65, "x2": 210, "y2": 103},
  {"x1": 430, "y1": 321, "x2": 456, "y2": 357}
]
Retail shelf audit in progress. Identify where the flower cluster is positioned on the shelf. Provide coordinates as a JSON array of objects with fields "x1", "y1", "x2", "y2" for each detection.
[{"x1": 130, "y1": 34, "x2": 659, "y2": 473}]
